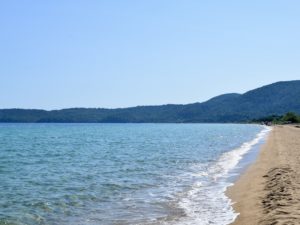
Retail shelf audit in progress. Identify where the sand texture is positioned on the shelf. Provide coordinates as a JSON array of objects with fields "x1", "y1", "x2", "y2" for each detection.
[{"x1": 227, "y1": 125, "x2": 300, "y2": 225}]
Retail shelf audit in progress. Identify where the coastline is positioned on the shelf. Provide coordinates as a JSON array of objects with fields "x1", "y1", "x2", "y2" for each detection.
[{"x1": 227, "y1": 125, "x2": 300, "y2": 224}]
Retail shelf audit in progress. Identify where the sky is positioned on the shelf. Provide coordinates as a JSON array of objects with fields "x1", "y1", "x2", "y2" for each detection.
[{"x1": 0, "y1": 1, "x2": 299, "y2": 109}]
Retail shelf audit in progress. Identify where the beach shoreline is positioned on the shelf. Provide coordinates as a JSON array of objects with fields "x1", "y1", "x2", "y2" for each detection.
[{"x1": 227, "y1": 125, "x2": 300, "y2": 224}]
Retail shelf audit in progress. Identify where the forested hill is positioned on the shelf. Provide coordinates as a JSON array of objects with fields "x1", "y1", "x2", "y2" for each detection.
[{"x1": 1, "y1": 80, "x2": 300, "y2": 123}]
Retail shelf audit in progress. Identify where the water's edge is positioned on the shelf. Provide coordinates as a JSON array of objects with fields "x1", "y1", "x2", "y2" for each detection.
[
  {"x1": 225, "y1": 126, "x2": 272, "y2": 224},
  {"x1": 158, "y1": 125, "x2": 272, "y2": 225}
]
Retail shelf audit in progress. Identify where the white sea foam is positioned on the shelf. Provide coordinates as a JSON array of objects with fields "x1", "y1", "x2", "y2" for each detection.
[{"x1": 164, "y1": 126, "x2": 272, "y2": 225}]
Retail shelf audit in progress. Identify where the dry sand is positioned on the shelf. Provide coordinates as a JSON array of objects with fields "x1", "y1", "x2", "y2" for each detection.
[{"x1": 227, "y1": 125, "x2": 300, "y2": 225}]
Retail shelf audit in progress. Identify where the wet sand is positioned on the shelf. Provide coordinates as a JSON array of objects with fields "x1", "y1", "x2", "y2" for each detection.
[{"x1": 227, "y1": 125, "x2": 300, "y2": 225}]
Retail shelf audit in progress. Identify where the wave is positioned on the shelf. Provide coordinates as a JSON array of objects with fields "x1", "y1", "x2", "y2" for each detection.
[{"x1": 164, "y1": 126, "x2": 272, "y2": 225}]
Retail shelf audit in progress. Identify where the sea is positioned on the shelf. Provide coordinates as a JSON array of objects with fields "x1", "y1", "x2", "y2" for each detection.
[{"x1": 0, "y1": 123, "x2": 270, "y2": 225}]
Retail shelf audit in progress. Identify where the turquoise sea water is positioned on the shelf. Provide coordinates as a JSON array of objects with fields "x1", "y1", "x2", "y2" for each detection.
[{"x1": 0, "y1": 124, "x2": 268, "y2": 225}]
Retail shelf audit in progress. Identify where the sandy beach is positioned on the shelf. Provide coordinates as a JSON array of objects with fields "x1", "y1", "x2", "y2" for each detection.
[{"x1": 227, "y1": 125, "x2": 300, "y2": 225}]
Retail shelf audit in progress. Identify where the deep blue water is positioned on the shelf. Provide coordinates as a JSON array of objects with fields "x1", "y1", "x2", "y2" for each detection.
[{"x1": 0, "y1": 124, "x2": 268, "y2": 225}]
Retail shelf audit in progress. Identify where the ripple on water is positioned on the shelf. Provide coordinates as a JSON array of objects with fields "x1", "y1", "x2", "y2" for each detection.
[{"x1": 0, "y1": 123, "x2": 267, "y2": 225}]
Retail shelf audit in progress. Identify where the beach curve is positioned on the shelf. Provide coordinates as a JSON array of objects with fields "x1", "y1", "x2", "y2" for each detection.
[{"x1": 227, "y1": 125, "x2": 300, "y2": 225}]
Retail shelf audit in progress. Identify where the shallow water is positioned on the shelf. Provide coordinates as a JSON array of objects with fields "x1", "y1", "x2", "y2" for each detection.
[{"x1": 0, "y1": 123, "x2": 267, "y2": 225}]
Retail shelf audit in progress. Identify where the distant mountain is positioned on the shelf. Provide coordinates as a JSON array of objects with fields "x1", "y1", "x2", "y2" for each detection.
[{"x1": 1, "y1": 80, "x2": 300, "y2": 123}]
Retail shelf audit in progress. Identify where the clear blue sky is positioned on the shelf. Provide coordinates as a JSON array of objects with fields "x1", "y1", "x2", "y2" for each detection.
[{"x1": 0, "y1": 1, "x2": 299, "y2": 109}]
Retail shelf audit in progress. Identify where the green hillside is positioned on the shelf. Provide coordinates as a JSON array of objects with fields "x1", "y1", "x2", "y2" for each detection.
[{"x1": 1, "y1": 80, "x2": 300, "y2": 123}]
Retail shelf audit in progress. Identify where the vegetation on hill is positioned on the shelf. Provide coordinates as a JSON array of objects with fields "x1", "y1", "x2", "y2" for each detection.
[
  {"x1": 251, "y1": 112, "x2": 300, "y2": 124},
  {"x1": 0, "y1": 80, "x2": 300, "y2": 123}
]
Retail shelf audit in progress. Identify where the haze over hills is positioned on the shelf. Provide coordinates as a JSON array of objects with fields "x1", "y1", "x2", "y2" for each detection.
[{"x1": 1, "y1": 80, "x2": 300, "y2": 123}]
